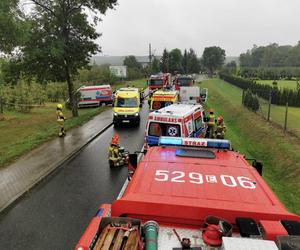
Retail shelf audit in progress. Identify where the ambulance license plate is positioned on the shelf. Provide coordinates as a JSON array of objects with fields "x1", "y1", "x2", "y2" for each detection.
[{"x1": 122, "y1": 120, "x2": 130, "y2": 123}]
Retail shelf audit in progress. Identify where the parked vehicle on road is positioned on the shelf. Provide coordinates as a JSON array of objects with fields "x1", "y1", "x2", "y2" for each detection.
[
  {"x1": 76, "y1": 137, "x2": 300, "y2": 250},
  {"x1": 149, "y1": 90, "x2": 178, "y2": 111},
  {"x1": 78, "y1": 85, "x2": 113, "y2": 108},
  {"x1": 145, "y1": 103, "x2": 207, "y2": 147},
  {"x1": 173, "y1": 74, "x2": 194, "y2": 90},
  {"x1": 148, "y1": 73, "x2": 172, "y2": 92},
  {"x1": 113, "y1": 87, "x2": 141, "y2": 126}
]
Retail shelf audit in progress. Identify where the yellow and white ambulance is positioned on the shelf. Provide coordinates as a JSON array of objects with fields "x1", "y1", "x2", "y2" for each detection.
[
  {"x1": 149, "y1": 90, "x2": 178, "y2": 111},
  {"x1": 113, "y1": 87, "x2": 141, "y2": 126}
]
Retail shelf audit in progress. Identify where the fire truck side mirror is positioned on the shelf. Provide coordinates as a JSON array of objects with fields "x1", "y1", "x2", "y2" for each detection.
[{"x1": 252, "y1": 160, "x2": 263, "y2": 176}]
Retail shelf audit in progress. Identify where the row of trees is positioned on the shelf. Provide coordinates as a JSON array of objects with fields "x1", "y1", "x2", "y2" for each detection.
[
  {"x1": 122, "y1": 46, "x2": 226, "y2": 78},
  {"x1": 220, "y1": 73, "x2": 300, "y2": 107},
  {"x1": 239, "y1": 42, "x2": 300, "y2": 68},
  {"x1": 239, "y1": 67, "x2": 300, "y2": 80}
]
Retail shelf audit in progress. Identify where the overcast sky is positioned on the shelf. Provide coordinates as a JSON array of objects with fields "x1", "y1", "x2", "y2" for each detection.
[{"x1": 96, "y1": 0, "x2": 300, "y2": 57}]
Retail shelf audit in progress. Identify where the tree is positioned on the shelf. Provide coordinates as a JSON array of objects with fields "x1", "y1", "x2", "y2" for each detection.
[
  {"x1": 18, "y1": 0, "x2": 118, "y2": 117},
  {"x1": 201, "y1": 46, "x2": 225, "y2": 76},
  {"x1": 150, "y1": 57, "x2": 160, "y2": 74},
  {"x1": 187, "y1": 48, "x2": 200, "y2": 73},
  {"x1": 222, "y1": 60, "x2": 237, "y2": 75},
  {"x1": 182, "y1": 49, "x2": 188, "y2": 73},
  {"x1": 0, "y1": 0, "x2": 26, "y2": 53},
  {"x1": 160, "y1": 49, "x2": 169, "y2": 73},
  {"x1": 123, "y1": 56, "x2": 142, "y2": 71},
  {"x1": 169, "y1": 48, "x2": 183, "y2": 74}
]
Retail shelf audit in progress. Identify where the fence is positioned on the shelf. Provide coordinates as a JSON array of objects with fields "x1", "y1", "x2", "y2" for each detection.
[{"x1": 241, "y1": 88, "x2": 300, "y2": 138}]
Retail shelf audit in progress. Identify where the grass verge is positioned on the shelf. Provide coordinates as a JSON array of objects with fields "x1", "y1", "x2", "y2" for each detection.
[
  {"x1": 0, "y1": 79, "x2": 147, "y2": 168},
  {"x1": 199, "y1": 78, "x2": 300, "y2": 214}
]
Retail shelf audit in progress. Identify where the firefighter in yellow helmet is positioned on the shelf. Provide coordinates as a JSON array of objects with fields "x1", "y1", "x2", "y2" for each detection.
[
  {"x1": 108, "y1": 134, "x2": 125, "y2": 167},
  {"x1": 215, "y1": 115, "x2": 226, "y2": 139},
  {"x1": 56, "y1": 104, "x2": 66, "y2": 137},
  {"x1": 206, "y1": 108, "x2": 216, "y2": 139}
]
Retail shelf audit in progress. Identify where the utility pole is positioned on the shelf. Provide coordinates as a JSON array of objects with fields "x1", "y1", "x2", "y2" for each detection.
[{"x1": 149, "y1": 43, "x2": 152, "y2": 66}]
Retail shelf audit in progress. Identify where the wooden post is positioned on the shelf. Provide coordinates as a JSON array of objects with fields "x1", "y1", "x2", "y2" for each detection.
[
  {"x1": 242, "y1": 89, "x2": 245, "y2": 105},
  {"x1": 267, "y1": 91, "x2": 272, "y2": 121},
  {"x1": 0, "y1": 96, "x2": 3, "y2": 121},
  {"x1": 284, "y1": 102, "x2": 288, "y2": 132}
]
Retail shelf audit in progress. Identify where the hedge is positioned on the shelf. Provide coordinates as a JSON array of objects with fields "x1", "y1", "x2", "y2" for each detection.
[{"x1": 219, "y1": 73, "x2": 300, "y2": 107}]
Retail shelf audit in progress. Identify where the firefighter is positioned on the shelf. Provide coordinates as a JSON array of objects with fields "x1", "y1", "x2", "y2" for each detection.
[
  {"x1": 108, "y1": 134, "x2": 125, "y2": 167},
  {"x1": 206, "y1": 108, "x2": 216, "y2": 139},
  {"x1": 56, "y1": 104, "x2": 66, "y2": 137},
  {"x1": 215, "y1": 116, "x2": 226, "y2": 139}
]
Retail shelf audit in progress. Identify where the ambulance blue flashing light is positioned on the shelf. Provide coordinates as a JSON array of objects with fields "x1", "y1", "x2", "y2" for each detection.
[
  {"x1": 159, "y1": 137, "x2": 182, "y2": 146},
  {"x1": 159, "y1": 137, "x2": 231, "y2": 149}
]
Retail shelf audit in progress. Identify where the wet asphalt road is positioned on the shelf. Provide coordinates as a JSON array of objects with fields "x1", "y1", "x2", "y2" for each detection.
[{"x1": 0, "y1": 102, "x2": 149, "y2": 250}]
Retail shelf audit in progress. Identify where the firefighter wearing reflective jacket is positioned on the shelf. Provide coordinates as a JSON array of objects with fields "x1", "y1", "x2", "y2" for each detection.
[
  {"x1": 108, "y1": 134, "x2": 125, "y2": 167},
  {"x1": 56, "y1": 104, "x2": 66, "y2": 137},
  {"x1": 206, "y1": 109, "x2": 216, "y2": 138},
  {"x1": 215, "y1": 116, "x2": 226, "y2": 139}
]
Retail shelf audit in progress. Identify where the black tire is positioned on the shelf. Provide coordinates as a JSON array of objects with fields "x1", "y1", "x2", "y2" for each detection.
[{"x1": 109, "y1": 160, "x2": 114, "y2": 168}]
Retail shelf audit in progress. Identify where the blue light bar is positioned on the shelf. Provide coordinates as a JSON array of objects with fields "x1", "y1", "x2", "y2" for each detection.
[
  {"x1": 206, "y1": 139, "x2": 231, "y2": 149},
  {"x1": 159, "y1": 137, "x2": 231, "y2": 149},
  {"x1": 159, "y1": 137, "x2": 182, "y2": 146}
]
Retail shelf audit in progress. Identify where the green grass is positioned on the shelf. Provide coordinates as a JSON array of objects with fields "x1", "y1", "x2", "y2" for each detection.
[
  {"x1": 0, "y1": 79, "x2": 147, "y2": 168},
  {"x1": 257, "y1": 79, "x2": 299, "y2": 90},
  {"x1": 199, "y1": 78, "x2": 300, "y2": 214},
  {"x1": 0, "y1": 103, "x2": 108, "y2": 167},
  {"x1": 259, "y1": 101, "x2": 300, "y2": 137}
]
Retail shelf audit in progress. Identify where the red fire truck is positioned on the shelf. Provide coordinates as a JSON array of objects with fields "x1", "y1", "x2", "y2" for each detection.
[
  {"x1": 173, "y1": 74, "x2": 194, "y2": 91},
  {"x1": 148, "y1": 73, "x2": 172, "y2": 91},
  {"x1": 75, "y1": 137, "x2": 300, "y2": 250}
]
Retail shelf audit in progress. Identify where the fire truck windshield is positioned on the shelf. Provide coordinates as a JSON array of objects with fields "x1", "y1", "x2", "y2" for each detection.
[
  {"x1": 115, "y1": 97, "x2": 138, "y2": 107},
  {"x1": 150, "y1": 79, "x2": 163, "y2": 86},
  {"x1": 177, "y1": 78, "x2": 192, "y2": 86}
]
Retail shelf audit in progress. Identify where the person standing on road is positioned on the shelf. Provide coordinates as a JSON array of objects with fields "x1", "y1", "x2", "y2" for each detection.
[
  {"x1": 215, "y1": 116, "x2": 226, "y2": 139},
  {"x1": 56, "y1": 104, "x2": 66, "y2": 137}
]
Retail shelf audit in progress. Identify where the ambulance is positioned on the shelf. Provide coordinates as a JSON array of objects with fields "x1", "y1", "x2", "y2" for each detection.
[
  {"x1": 149, "y1": 90, "x2": 178, "y2": 111},
  {"x1": 113, "y1": 87, "x2": 141, "y2": 126},
  {"x1": 145, "y1": 103, "x2": 207, "y2": 147},
  {"x1": 77, "y1": 85, "x2": 113, "y2": 107}
]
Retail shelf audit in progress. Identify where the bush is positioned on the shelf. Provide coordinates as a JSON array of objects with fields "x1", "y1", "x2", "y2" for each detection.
[{"x1": 243, "y1": 89, "x2": 260, "y2": 112}]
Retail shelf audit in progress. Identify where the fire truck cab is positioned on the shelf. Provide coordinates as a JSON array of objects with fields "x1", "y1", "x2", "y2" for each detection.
[
  {"x1": 173, "y1": 74, "x2": 194, "y2": 90},
  {"x1": 145, "y1": 103, "x2": 207, "y2": 147},
  {"x1": 75, "y1": 137, "x2": 300, "y2": 250},
  {"x1": 148, "y1": 73, "x2": 172, "y2": 92}
]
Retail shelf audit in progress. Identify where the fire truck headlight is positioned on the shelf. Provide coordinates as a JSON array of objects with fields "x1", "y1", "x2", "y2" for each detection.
[
  {"x1": 134, "y1": 113, "x2": 139, "y2": 116},
  {"x1": 114, "y1": 112, "x2": 118, "y2": 116}
]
